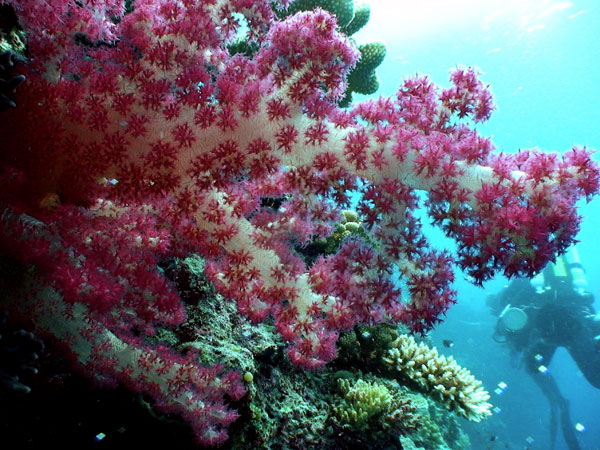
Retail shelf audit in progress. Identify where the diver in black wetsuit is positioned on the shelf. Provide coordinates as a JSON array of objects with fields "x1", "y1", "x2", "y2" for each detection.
[{"x1": 486, "y1": 247, "x2": 600, "y2": 450}]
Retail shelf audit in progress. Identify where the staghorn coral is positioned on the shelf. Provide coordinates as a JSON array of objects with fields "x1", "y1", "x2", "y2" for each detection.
[
  {"x1": 382, "y1": 334, "x2": 492, "y2": 422},
  {"x1": 334, "y1": 377, "x2": 392, "y2": 429}
]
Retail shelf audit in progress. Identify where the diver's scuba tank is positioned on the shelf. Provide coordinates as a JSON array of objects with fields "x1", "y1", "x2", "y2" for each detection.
[
  {"x1": 563, "y1": 246, "x2": 589, "y2": 294},
  {"x1": 530, "y1": 271, "x2": 545, "y2": 294},
  {"x1": 529, "y1": 245, "x2": 589, "y2": 295}
]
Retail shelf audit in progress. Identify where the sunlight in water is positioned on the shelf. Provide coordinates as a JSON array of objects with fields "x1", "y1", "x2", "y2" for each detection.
[{"x1": 358, "y1": 0, "x2": 580, "y2": 42}]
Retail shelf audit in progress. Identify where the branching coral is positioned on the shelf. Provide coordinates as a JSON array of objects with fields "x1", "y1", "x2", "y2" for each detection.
[{"x1": 383, "y1": 335, "x2": 492, "y2": 422}]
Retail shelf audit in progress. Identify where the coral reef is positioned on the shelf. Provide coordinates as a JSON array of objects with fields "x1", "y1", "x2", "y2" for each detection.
[
  {"x1": 1, "y1": 255, "x2": 459, "y2": 449},
  {"x1": 0, "y1": 0, "x2": 598, "y2": 446}
]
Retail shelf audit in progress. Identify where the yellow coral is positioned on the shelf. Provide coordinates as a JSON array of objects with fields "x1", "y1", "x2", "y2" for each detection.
[
  {"x1": 382, "y1": 335, "x2": 492, "y2": 422},
  {"x1": 334, "y1": 378, "x2": 392, "y2": 428}
]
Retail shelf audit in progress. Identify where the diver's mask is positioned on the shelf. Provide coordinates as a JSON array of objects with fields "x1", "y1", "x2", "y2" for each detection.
[
  {"x1": 498, "y1": 304, "x2": 529, "y2": 332},
  {"x1": 493, "y1": 304, "x2": 529, "y2": 343}
]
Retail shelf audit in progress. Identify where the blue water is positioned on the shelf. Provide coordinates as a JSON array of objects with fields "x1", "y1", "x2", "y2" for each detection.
[{"x1": 355, "y1": 1, "x2": 600, "y2": 449}]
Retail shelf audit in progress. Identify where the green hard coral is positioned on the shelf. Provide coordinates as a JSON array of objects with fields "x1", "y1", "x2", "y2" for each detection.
[
  {"x1": 309, "y1": 209, "x2": 374, "y2": 256},
  {"x1": 331, "y1": 376, "x2": 421, "y2": 446},
  {"x1": 356, "y1": 42, "x2": 387, "y2": 72},
  {"x1": 282, "y1": 0, "x2": 355, "y2": 27},
  {"x1": 334, "y1": 378, "x2": 393, "y2": 430},
  {"x1": 341, "y1": 2, "x2": 370, "y2": 35},
  {"x1": 340, "y1": 41, "x2": 386, "y2": 106}
]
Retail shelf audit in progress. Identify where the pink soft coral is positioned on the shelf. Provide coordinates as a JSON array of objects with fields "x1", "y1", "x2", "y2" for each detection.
[{"x1": 0, "y1": 0, "x2": 598, "y2": 444}]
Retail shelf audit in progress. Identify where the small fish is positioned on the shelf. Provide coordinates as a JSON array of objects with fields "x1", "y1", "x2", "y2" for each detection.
[
  {"x1": 490, "y1": 435, "x2": 498, "y2": 441},
  {"x1": 442, "y1": 339, "x2": 454, "y2": 348}
]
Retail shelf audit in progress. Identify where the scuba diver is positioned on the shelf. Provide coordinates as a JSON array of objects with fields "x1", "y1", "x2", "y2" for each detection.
[{"x1": 486, "y1": 246, "x2": 600, "y2": 450}]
